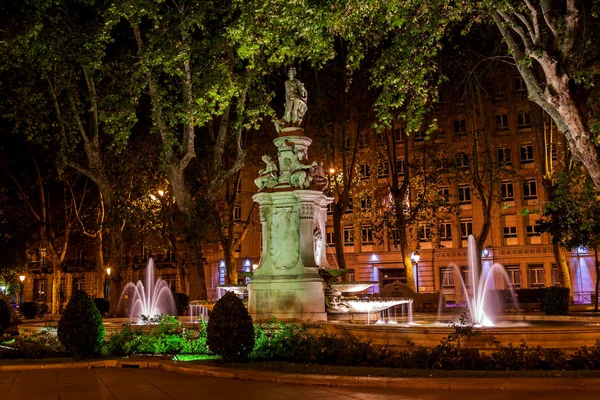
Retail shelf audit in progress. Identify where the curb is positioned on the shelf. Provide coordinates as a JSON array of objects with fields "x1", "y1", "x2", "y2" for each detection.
[{"x1": 1, "y1": 359, "x2": 600, "y2": 391}]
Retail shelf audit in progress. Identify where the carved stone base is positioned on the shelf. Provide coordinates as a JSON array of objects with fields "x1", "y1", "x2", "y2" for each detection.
[{"x1": 248, "y1": 277, "x2": 326, "y2": 323}]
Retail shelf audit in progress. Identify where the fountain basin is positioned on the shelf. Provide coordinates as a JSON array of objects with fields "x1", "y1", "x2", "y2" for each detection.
[
  {"x1": 322, "y1": 314, "x2": 600, "y2": 352},
  {"x1": 330, "y1": 282, "x2": 377, "y2": 293}
]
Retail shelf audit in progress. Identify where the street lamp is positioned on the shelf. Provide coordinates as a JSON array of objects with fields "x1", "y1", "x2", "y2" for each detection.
[
  {"x1": 19, "y1": 275, "x2": 25, "y2": 283},
  {"x1": 106, "y1": 267, "x2": 111, "y2": 276},
  {"x1": 412, "y1": 250, "x2": 421, "y2": 293}
]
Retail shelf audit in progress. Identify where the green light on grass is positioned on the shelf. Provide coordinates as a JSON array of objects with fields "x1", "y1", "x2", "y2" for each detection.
[{"x1": 172, "y1": 354, "x2": 219, "y2": 362}]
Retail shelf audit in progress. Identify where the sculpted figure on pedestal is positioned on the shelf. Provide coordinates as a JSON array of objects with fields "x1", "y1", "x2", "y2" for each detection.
[
  {"x1": 275, "y1": 68, "x2": 308, "y2": 133},
  {"x1": 288, "y1": 149, "x2": 317, "y2": 189},
  {"x1": 254, "y1": 155, "x2": 279, "y2": 191}
]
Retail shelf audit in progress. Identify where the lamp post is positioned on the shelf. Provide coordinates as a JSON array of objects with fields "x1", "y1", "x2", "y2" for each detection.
[{"x1": 413, "y1": 250, "x2": 421, "y2": 293}]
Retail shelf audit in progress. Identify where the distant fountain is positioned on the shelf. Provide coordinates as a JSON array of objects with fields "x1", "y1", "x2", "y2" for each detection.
[
  {"x1": 119, "y1": 258, "x2": 176, "y2": 320},
  {"x1": 448, "y1": 235, "x2": 518, "y2": 327}
]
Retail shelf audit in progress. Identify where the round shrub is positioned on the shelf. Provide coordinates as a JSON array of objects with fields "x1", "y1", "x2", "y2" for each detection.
[
  {"x1": 173, "y1": 293, "x2": 189, "y2": 316},
  {"x1": 37, "y1": 302, "x2": 49, "y2": 316},
  {"x1": 93, "y1": 298, "x2": 110, "y2": 316},
  {"x1": 57, "y1": 290, "x2": 105, "y2": 359},
  {"x1": 543, "y1": 286, "x2": 570, "y2": 315},
  {"x1": 20, "y1": 302, "x2": 38, "y2": 319},
  {"x1": 0, "y1": 300, "x2": 11, "y2": 334},
  {"x1": 207, "y1": 291, "x2": 254, "y2": 362}
]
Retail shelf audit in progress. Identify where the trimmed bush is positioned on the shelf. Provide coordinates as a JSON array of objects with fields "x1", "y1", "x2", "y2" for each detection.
[
  {"x1": 0, "y1": 300, "x2": 10, "y2": 334},
  {"x1": 37, "y1": 302, "x2": 49, "y2": 316},
  {"x1": 543, "y1": 286, "x2": 570, "y2": 315},
  {"x1": 173, "y1": 293, "x2": 189, "y2": 316},
  {"x1": 207, "y1": 291, "x2": 254, "y2": 362},
  {"x1": 20, "y1": 302, "x2": 38, "y2": 319},
  {"x1": 57, "y1": 290, "x2": 105, "y2": 359},
  {"x1": 93, "y1": 298, "x2": 110, "y2": 316}
]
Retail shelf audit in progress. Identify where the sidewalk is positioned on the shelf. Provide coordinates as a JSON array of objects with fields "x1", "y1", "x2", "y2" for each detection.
[
  {"x1": 1, "y1": 358, "x2": 600, "y2": 391},
  {"x1": 2, "y1": 367, "x2": 600, "y2": 400}
]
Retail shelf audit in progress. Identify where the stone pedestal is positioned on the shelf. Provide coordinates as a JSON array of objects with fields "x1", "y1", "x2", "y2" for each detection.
[{"x1": 248, "y1": 190, "x2": 332, "y2": 322}]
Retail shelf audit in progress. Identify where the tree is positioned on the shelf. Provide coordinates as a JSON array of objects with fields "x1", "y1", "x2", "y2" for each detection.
[
  {"x1": 488, "y1": 0, "x2": 600, "y2": 190},
  {"x1": 0, "y1": 0, "x2": 143, "y2": 313},
  {"x1": 539, "y1": 163, "x2": 600, "y2": 310}
]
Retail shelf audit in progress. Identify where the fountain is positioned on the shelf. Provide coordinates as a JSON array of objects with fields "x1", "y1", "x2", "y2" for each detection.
[
  {"x1": 445, "y1": 235, "x2": 519, "y2": 327},
  {"x1": 118, "y1": 258, "x2": 176, "y2": 321}
]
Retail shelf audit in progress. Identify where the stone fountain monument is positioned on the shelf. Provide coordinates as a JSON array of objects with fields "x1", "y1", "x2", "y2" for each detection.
[{"x1": 248, "y1": 68, "x2": 333, "y2": 323}]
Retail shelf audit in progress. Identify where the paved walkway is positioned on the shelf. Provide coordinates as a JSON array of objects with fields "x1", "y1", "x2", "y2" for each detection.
[{"x1": 1, "y1": 368, "x2": 600, "y2": 400}]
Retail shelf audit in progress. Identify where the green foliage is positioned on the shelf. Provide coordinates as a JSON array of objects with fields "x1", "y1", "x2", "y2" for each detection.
[
  {"x1": 0, "y1": 300, "x2": 10, "y2": 334},
  {"x1": 539, "y1": 164, "x2": 600, "y2": 251},
  {"x1": 19, "y1": 302, "x2": 38, "y2": 319},
  {"x1": 542, "y1": 287, "x2": 570, "y2": 316},
  {"x1": 207, "y1": 292, "x2": 254, "y2": 362},
  {"x1": 103, "y1": 315, "x2": 209, "y2": 357},
  {"x1": 1, "y1": 329, "x2": 65, "y2": 359},
  {"x1": 252, "y1": 320, "x2": 391, "y2": 366},
  {"x1": 173, "y1": 293, "x2": 189, "y2": 316},
  {"x1": 93, "y1": 298, "x2": 110, "y2": 316},
  {"x1": 57, "y1": 291, "x2": 105, "y2": 359}
]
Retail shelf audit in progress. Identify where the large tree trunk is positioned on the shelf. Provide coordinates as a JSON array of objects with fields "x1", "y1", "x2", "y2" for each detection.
[
  {"x1": 51, "y1": 261, "x2": 61, "y2": 315},
  {"x1": 187, "y1": 242, "x2": 208, "y2": 300},
  {"x1": 552, "y1": 242, "x2": 572, "y2": 296},
  {"x1": 94, "y1": 234, "x2": 105, "y2": 299},
  {"x1": 332, "y1": 205, "x2": 347, "y2": 271},
  {"x1": 107, "y1": 218, "x2": 124, "y2": 316},
  {"x1": 223, "y1": 243, "x2": 238, "y2": 285},
  {"x1": 396, "y1": 217, "x2": 416, "y2": 292}
]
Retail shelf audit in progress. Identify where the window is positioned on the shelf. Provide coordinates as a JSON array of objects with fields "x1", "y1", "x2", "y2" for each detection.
[
  {"x1": 358, "y1": 133, "x2": 369, "y2": 148},
  {"x1": 457, "y1": 153, "x2": 469, "y2": 168},
  {"x1": 503, "y1": 226, "x2": 517, "y2": 238},
  {"x1": 440, "y1": 223, "x2": 452, "y2": 241},
  {"x1": 234, "y1": 206, "x2": 242, "y2": 221},
  {"x1": 522, "y1": 180, "x2": 538, "y2": 200},
  {"x1": 497, "y1": 147, "x2": 511, "y2": 165},
  {"x1": 390, "y1": 229, "x2": 401, "y2": 247},
  {"x1": 505, "y1": 265, "x2": 522, "y2": 288},
  {"x1": 439, "y1": 188, "x2": 450, "y2": 205},
  {"x1": 500, "y1": 182, "x2": 514, "y2": 201},
  {"x1": 378, "y1": 161, "x2": 389, "y2": 178},
  {"x1": 441, "y1": 267, "x2": 455, "y2": 288},
  {"x1": 460, "y1": 266, "x2": 472, "y2": 288},
  {"x1": 520, "y1": 145, "x2": 534, "y2": 164},
  {"x1": 361, "y1": 196, "x2": 372, "y2": 210},
  {"x1": 326, "y1": 232, "x2": 335, "y2": 245},
  {"x1": 346, "y1": 269, "x2": 356, "y2": 282},
  {"x1": 496, "y1": 114, "x2": 509, "y2": 132},
  {"x1": 528, "y1": 264, "x2": 545, "y2": 288},
  {"x1": 454, "y1": 119, "x2": 466, "y2": 138},
  {"x1": 345, "y1": 197, "x2": 353, "y2": 214},
  {"x1": 233, "y1": 177, "x2": 242, "y2": 193},
  {"x1": 415, "y1": 130, "x2": 426, "y2": 142},
  {"x1": 551, "y1": 264, "x2": 562, "y2": 286},
  {"x1": 327, "y1": 203, "x2": 333, "y2": 215},
  {"x1": 343, "y1": 227, "x2": 354, "y2": 246},
  {"x1": 34, "y1": 278, "x2": 47, "y2": 302},
  {"x1": 396, "y1": 159, "x2": 405, "y2": 175},
  {"x1": 460, "y1": 220, "x2": 473, "y2": 239},
  {"x1": 162, "y1": 274, "x2": 177, "y2": 292},
  {"x1": 418, "y1": 222, "x2": 431, "y2": 242},
  {"x1": 526, "y1": 224, "x2": 541, "y2": 237},
  {"x1": 235, "y1": 238, "x2": 241, "y2": 253},
  {"x1": 458, "y1": 185, "x2": 471, "y2": 204},
  {"x1": 78, "y1": 250, "x2": 85, "y2": 265},
  {"x1": 361, "y1": 226, "x2": 374, "y2": 245},
  {"x1": 394, "y1": 127, "x2": 403, "y2": 143},
  {"x1": 73, "y1": 277, "x2": 85, "y2": 293},
  {"x1": 514, "y1": 77, "x2": 526, "y2": 92},
  {"x1": 517, "y1": 111, "x2": 531, "y2": 128},
  {"x1": 550, "y1": 143, "x2": 558, "y2": 160},
  {"x1": 359, "y1": 163, "x2": 371, "y2": 179}
]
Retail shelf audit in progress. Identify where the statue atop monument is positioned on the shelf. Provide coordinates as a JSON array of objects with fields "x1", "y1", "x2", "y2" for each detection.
[{"x1": 275, "y1": 67, "x2": 308, "y2": 133}]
